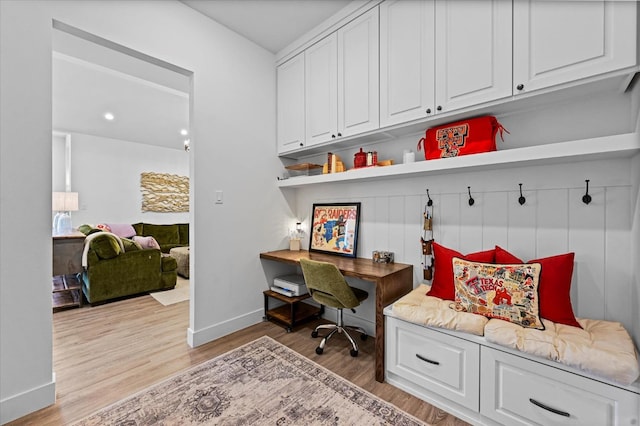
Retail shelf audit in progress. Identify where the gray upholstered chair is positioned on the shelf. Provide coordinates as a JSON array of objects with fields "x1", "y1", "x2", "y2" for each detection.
[{"x1": 299, "y1": 258, "x2": 369, "y2": 357}]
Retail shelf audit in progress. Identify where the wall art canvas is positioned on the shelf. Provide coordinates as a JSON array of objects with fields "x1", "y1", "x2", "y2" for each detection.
[
  {"x1": 310, "y1": 202, "x2": 360, "y2": 258},
  {"x1": 140, "y1": 172, "x2": 189, "y2": 212}
]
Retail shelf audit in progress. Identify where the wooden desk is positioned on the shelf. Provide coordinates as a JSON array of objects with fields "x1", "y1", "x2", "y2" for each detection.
[{"x1": 260, "y1": 249, "x2": 413, "y2": 382}]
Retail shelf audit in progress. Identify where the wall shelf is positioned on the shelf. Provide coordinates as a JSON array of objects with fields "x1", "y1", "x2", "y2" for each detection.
[{"x1": 277, "y1": 133, "x2": 640, "y2": 189}]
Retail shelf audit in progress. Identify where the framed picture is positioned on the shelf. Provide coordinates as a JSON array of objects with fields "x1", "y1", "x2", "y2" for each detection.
[{"x1": 309, "y1": 202, "x2": 360, "y2": 258}]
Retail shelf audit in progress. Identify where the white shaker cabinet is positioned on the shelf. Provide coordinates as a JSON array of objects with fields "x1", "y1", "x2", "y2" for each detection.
[
  {"x1": 513, "y1": 0, "x2": 637, "y2": 94},
  {"x1": 305, "y1": 33, "x2": 338, "y2": 147},
  {"x1": 305, "y1": 7, "x2": 379, "y2": 147},
  {"x1": 434, "y1": 0, "x2": 512, "y2": 113},
  {"x1": 276, "y1": 53, "x2": 305, "y2": 154},
  {"x1": 379, "y1": 0, "x2": 435, "y2": 127},
  {"x1": 380, "y1": 0, "x2": 512, "y2": 127},
  {"x1": 338, "y1": 6, "x2": 380, "y2": 138}
]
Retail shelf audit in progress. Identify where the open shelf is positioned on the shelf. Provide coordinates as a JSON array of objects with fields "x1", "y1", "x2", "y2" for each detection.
[{"x1": 277, "y1": 133, "x2": 640, "y2": 189}]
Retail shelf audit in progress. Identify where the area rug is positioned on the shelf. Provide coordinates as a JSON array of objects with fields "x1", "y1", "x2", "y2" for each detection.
[
  {"x1": 73, "y1": 336, "x2": 428, "y2": 425},
  {"x1": 150, "y1": 276, "x2": 189, "y2": 306}
]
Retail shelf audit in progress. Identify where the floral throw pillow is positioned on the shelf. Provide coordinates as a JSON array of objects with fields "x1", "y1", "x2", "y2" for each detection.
[{"x1": 452, "y1": 257, "x2": 544, "y2": 330}]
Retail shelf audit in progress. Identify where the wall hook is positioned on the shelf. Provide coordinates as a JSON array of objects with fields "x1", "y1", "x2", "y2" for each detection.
[
  {"x1": 467, "y1": 186, "x2": 475, "y2": 206},
  {"x1": 518, "y1": 183, "x2": 526, "y2": 205},
  {"x1": 582, "y1": 179, "x2": 592, "y2": 205},
  {"x1": 426, "y1": 189, "x2": 433, "y2": 207}
]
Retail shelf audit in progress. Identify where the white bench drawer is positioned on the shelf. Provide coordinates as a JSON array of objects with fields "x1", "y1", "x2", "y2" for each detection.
[
  {"x1": 481, "y1": 347, "x2": 640, "y2": 425},
  {"x1": 386, "y1": 316, "x2": 480, "y2": 410}
]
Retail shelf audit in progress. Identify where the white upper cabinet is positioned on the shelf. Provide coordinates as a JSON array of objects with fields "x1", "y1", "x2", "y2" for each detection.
[
  {"x1": 305, "y1": 34, "x2": 338, "y2": 146},
  {"x1": 513, "y1": 0, "x2": 637, "y2": 94},
  {"x1": 379, "y1": 0, "x2": 435, "y2": 127},
  {"x1": 305, "y1": 7, "x2": 379, "y2": 147},
  {"x1": 380, "y1": 0, "x2": 512, "y2": 127},
  {"x1": 338, "y1": 7, "x2": 380, "y2": 138},
  {"x1": 277, "y1": 53, "x2": 305, "y2": 153},
  {"x1": 434, "y1": 0, "x2": 512, "y2": 112}
]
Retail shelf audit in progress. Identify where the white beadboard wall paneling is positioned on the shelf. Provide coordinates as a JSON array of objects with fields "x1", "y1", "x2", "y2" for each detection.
[
  {"x1": 605, "y1": 187, "x2": 633, "y2": 327},
  {"x1": 569, "y1": 186, "x2": 606, "y2": 320},
  {"x1": 406, "y1": 195, "x2": 423, "y2": 284},
  {"x1": 293, "y1": 157, "x2": 636, "y2": 342}
]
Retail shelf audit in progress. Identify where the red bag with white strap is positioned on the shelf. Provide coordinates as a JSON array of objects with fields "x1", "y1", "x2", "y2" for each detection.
[{"x1": 417, "y1": 116, "x2": 508, "y2": 160}]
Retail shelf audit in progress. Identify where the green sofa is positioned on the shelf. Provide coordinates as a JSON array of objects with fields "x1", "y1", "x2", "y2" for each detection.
[
  {"x1": 79, "y1": 230, "x2": 178, "y2": 305},
  {"x1": 132, "y1": 222, "x2": 189, "y2": 253}
]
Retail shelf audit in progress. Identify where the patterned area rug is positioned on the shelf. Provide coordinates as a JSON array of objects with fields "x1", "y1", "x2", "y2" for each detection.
[{"x1": 73, "y1": 336, "x2": 428, "y2": 425}]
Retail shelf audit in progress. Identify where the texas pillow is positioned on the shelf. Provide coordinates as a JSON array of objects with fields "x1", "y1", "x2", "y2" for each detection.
[
  {"x1": 495, "y1": 246, "x2": 582, "y2": 328},
  {"x1": 426, "y1": 242, "x2": 495, "y2": 300}
]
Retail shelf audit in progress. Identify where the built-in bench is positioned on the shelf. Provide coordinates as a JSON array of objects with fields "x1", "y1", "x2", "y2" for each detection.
[{"x1": 385, "y1": 284, "x2": 640, "y2": 426}]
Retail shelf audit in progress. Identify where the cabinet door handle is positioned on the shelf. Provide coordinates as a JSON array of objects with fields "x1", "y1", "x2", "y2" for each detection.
[
  {"x1": 436, "y1": 105, "x2": 442, "y2": 111},
  {"x1": 415, "y1": 353, "x2": 440, "y2": 365},
  {"x1": 426, "y1": 108, "x2": 432, "y2": 114},
  {"x1": 331, "y1": 134, "x2": 336, "y2": 138},
  {"x1": 337, "y1": 132, "x2": 342, "y2": 137},
  {"x1": 529, "y1": 398, "x2": 570, "y2": 417},
  {"x1": 517, "y1": 83, "x2": 524, "y2": 91}
]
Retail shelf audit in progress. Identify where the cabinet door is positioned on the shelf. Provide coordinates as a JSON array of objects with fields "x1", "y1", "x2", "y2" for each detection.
[
  {"x1": 277, "y1": 53, "x2": 305, "y2": 154},
  {"x1": 481, "y1": 347, "x2": 640, "y2": 426},
  {"x1": 305, "y1": 33, "x2": 338, "y2": 146},
  {"x1": 513, "y1": 0, "x2": 637, "y2": 94},
  {"x1": 338, "y1": 7, "x2": 379, "y2": 137},
  {"x1": 380, "y1": 0, "x2": 435, "y2": 127},
  {"x1": 435, "y1": 0, "x2": 512, "y2": 113}
]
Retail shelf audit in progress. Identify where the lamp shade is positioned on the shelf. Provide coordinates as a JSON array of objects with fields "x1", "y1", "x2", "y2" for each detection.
[{"x1": 52, "y1": 192, "x2": 79, "y2": 211}]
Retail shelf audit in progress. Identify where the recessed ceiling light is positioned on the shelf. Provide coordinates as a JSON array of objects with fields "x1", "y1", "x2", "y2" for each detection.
[
  {"x1": 180, "y1": 129, "x2": 188, "y2": 136},
  {"x1": 104, "y1": 112, "x2": 115, "y2": 121}
]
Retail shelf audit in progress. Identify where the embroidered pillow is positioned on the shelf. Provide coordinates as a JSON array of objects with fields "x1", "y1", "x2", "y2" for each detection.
[
  {"x1": 495, "y1": 246, "x2": 582, "y2": 329},
  {"x1": 426, "y1": 242, "x2": 495, "y2": 300},
  {"x1": 452, "y1": 257, "x2": 544, "y2": 330}
]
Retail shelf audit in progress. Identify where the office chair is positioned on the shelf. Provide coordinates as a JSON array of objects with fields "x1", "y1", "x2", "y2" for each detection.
[{"x1": 299, "y1": 258, "x2": 369, "y2": 357}]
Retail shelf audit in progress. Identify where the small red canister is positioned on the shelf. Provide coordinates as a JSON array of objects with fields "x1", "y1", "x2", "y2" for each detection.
[{"x1": 354, "y1": 148, "x2": 367, "y2": 168}]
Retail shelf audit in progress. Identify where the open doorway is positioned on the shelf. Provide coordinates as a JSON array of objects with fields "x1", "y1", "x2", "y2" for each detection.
[{"x1": 51, "y1": 24, "x2": 192, "y2": 313}]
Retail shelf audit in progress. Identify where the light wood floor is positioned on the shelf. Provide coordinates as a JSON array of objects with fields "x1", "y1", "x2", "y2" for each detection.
[{"x1": 9, "y1": 294, "x2": 468, "y2": 426}]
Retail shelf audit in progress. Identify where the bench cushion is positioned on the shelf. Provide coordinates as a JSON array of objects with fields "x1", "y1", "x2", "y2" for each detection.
[
  {"x1": 484, "y1": 317, "x2": 639, "y2": 385},
  {"x1": 392, "y1": 284, "x2": 488, "y2": 336}
]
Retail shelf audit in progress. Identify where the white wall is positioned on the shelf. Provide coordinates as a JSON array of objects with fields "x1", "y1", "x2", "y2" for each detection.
[
  {"x1": 64, "y1": 133, "x2": 189, "y2": 226},
  {"x1": 1, "y1": 1, "x2": 288, "y2": 423}
]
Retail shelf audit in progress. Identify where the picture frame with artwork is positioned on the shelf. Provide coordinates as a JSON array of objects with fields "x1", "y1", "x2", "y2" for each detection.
[{"x1": 309, "y1": 202, "x2": 360, "y2": 258}]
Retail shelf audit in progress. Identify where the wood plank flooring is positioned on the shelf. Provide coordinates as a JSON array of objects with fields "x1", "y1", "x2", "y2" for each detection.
[{"x1": 8, "y1": 294, "x2": 468, "y2": 426}]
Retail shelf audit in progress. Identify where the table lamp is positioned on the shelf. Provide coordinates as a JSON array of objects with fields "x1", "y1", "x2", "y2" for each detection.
[{"x1": 52, "y1": 191, "x2": 79, "y2": 235}]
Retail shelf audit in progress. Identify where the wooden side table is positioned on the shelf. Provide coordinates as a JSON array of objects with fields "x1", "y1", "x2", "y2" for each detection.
[
  {"x1": 263, "y1": 290, "x2": 323, "y2": 332},
  {"x1": 53, "y1": 231, "x2": 85, "y2": 311}
]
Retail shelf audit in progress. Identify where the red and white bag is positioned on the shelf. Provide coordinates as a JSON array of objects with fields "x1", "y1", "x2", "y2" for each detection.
[{"x1": 417, "y1": 116, "x2": 508, "y2": 160}]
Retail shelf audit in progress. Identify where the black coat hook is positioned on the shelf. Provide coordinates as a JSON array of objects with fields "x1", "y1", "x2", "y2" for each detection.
[
  {"x1": 467, "y1": 186, "x2": 475, "y2": 206},
  {"x1": 426, "y1": 189, "x2": 433, "y2": 207},
  {"x1": 582, "y1": 179, "x2": 592, "y2": 205},
  {"x1": 518, "y1": 183, "x2": 526, "y2": 205}
]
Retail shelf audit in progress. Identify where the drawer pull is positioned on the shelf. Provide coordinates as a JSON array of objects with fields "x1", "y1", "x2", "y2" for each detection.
[
  {"x1": 529, "y1": 398, "x2": 570, "y2": 417},
  {"x1": 415, "y1": 353, "x2": 440, "y2": 365}
]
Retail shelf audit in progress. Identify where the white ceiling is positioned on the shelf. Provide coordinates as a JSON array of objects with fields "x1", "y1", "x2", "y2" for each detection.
[{"x1": 52, "y1": 0, "x2": 352, "y2": 150}]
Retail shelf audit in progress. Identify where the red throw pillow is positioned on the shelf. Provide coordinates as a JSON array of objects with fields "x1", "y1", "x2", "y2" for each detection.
[
  {"x1": 426, "y1": 242, "x2": 495, "y2": 300},
  {"x1": 495, "y1": 246, "x2": 582, "y2": 328}
]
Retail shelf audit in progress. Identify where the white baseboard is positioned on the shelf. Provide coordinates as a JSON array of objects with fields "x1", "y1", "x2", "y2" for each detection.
[
  {"x1": 187, "y1": 309, "x2": 264, "y2": 348},
  {"x1": 0, "y1": 374, "x2": 56, "y2": 425}
]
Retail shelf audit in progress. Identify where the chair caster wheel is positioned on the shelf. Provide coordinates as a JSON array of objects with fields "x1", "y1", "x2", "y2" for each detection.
[
  {"x1": 311, "y1": 330, "x2": 318, "y2": 338},
  {"x1": 316, "y1": 346, "x2": 323, "y2": 355},
  {"x1": 360, "y1": 334, "x2": 368, "y2": 341},
  {"x1": 350, "y1": 349, "x2": 358, "y2": 357}
]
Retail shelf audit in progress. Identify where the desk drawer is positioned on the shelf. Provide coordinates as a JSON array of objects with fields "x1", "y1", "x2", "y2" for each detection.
[
  {"x1": 386, "y1": 316, "x2": 480, "y2": 410},
  {"x1": 480, "y1": 347, "x2": 640, "y2": 425}
]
